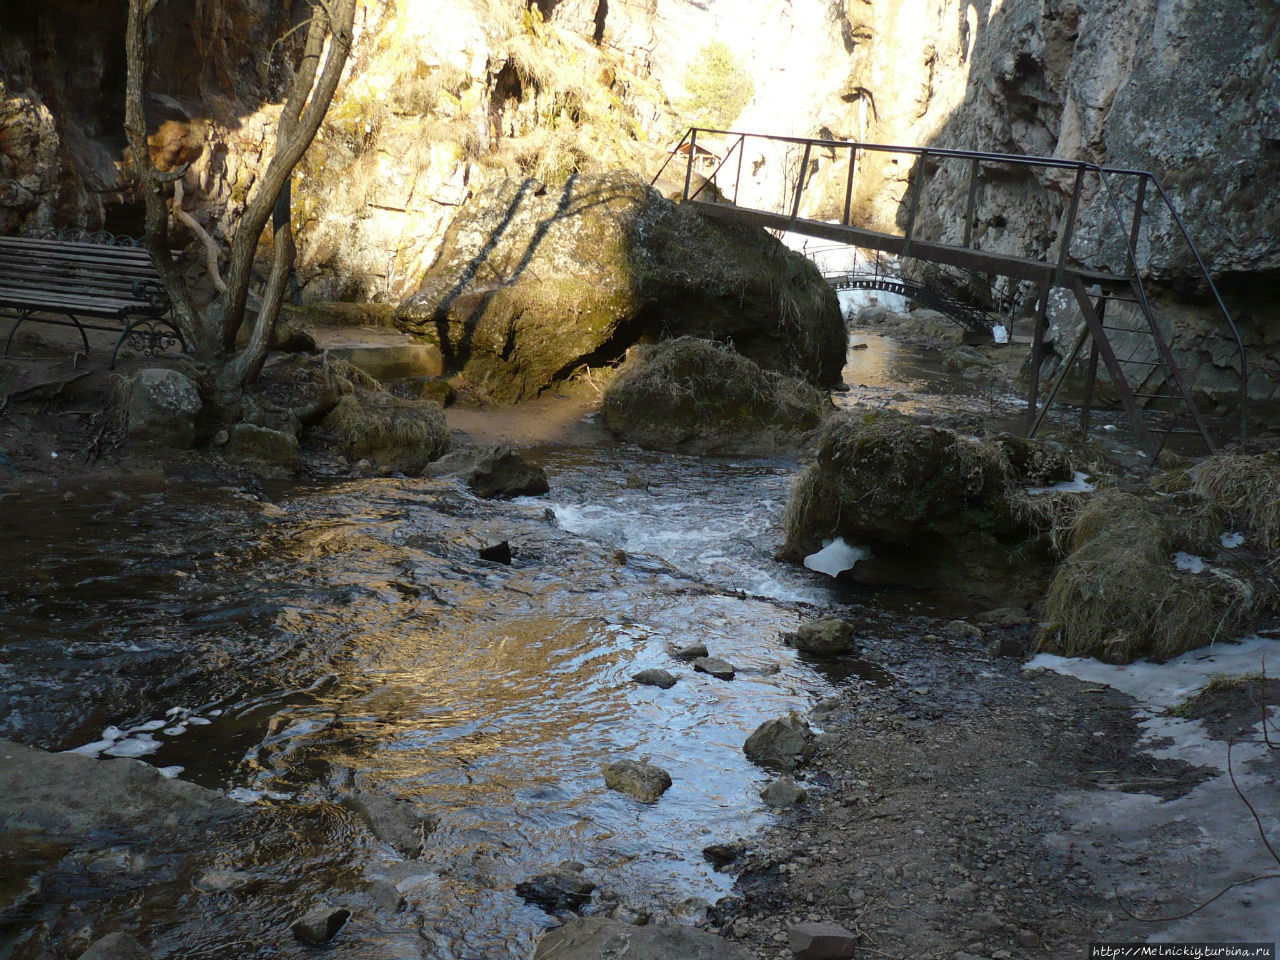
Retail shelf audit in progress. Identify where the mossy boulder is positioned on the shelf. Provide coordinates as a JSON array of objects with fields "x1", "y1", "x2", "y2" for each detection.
[
  {"x1": 779, "y1": 411, "x2": 1058, "y2": 601},
  {"x1": 394, "y1": 172, "x2": 845, "y2": 402},
  {"x1": 321, "y1": 394, "x2": 450, "y2": 473},
  {"x1": 602, "y1": 338, "x2": 830, "y2": 454}
]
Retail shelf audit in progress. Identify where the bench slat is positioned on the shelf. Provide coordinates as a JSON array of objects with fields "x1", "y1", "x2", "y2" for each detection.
[
  {"x1": 0, "y1": 235, "x2": 163, "y2": 259},
  {"x1": 0, "y1": 290, "x2": 146, "y2": 317},
  {"x1": 0, "y1": 262, "x2": 165, "y2": 293}
]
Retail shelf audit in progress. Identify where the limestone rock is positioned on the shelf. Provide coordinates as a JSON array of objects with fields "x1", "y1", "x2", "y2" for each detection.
[
  {"x1": 692, "y1": 656, "x2": 736, "y2": 680},
  {"x1": 602, "y1": 339, "x2": 831, "y2": 455},
  {"x1": 395, "y1": 173, "x2": 845, "y2": 402},
  {"x1": 408, "y1": 377, "x2": 456, "y2": 406},
  {"x1": 125, "y1": 369, "x2": 202, "y2": 448},
  {"x1": 425, "y1": 445, "x2": 550, "y2": 499},
  {"x1": 632, "y1": 668, "x2": 678, "y2": 689},
  {"x1": 290, "y1": 906, "x2": 351, "y2": 945},
  {"x1": 944, "y1": 620, "x2": 984, "y2": 643},
  {"x1": 77, "y1": 933, "x2": 152, "y2": 960},
  {"x1": 743, "y1": 713, "x2": 815, "y2": 773},
  {"x1": 226, "y1": 423, "x2": 300, "y2": 473},
  {"x1": 760, "y1": 777, "x2": 807, "y2": 808},
  {"x1": 787, "y1": 921, "x2": 857, "y2": 960},
  {"x1": 534, "y1": 917, "x2": 754, "y2": 960},
  {"x1": 673, "y1": 643, "x2": 709, "y2": 661},
  {"x1": 602, "y1": 759, "x2": 672, "y2": 803},
  {"x1": 785, "y1": 618, "x2": 858, "y2": 655},
  {"x1": 340, "y1": 791, "x2": 433, "y2": 858},
  {"x1": 326, "y1": 344, "x2": 444, "y2": 383},
  {"x1": 516, "y1": 868, "x2": 596, "y2": 913}
]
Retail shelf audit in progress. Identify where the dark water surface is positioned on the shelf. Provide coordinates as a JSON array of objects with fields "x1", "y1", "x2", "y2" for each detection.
[{"x1": 0, "y1": 447, "x2": 880, "y2": 958}]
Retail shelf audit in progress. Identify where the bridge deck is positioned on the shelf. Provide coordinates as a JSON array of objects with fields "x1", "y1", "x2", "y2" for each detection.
[{"x1": 688, "y1": 199, "x2": 1132, "y2": 293}]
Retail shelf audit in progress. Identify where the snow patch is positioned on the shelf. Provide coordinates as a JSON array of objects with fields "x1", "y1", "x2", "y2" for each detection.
[
  {"x1": 992, "y1": 324, "x2": 1009, "y2": 344},
  {"x1": 803, "y1": 538, "x2": 869, "y2": 578},
  {"x1": 1221, "y1": 531, "x2": 1245, "y2": 549},
  {"x1": 1172, "y1": 551, "x2": 1205, "y2": 573},
  {"x1": 1027, "y1": 471, "x2": 1095, "y2": 495}
]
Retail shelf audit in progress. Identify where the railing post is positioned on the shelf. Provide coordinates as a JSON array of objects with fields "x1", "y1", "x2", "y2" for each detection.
[
  {"x1": 790, "y1": 142, "x2": 812, "y2": 220},
  {"x1": 1055, "y1": 164, "x2": 1086, "y2": 284},
  {"x1": 962, "y1": 156, "x2": 980, "y2": 248},
  {"x1": 843, "y1": 145, "x2": 857, "y2": 226},
  {"x1": 734, "y1": 134, "x2": 745, "y2": 206},
  {"x1": 1128, "y1": 175, "x2": 1147, "y2": 268},
  {"x1": 904, "y1": 149, "x2": 928, "y2": 248},
  {"x1": 682, "y1": 128, "x2": 697, "y2": 202}
]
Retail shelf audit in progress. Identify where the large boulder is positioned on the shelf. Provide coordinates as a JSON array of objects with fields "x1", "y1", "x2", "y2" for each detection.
[
  {"x1": 394, "y1": 172, "x2": 845, "y2": 402},
  {"x1": 778, "y1": 411, "x2": 1059, "y2": 601},
  {"x1": 534, "y1": 917, "x2": 754, "y2": 960},
  {"x1": 125, "y1": 368, "x2": 202, "y2": 448},
  {"x1": 321, "y1": 394, "x2": 450, "y2": 473},
  {"x1": 602, "y1": 338, "x2": 831, "y2": 454},
  {"x1": 743, "y1": 713, "x2": 815, "y2": 773},
  {"x1": 424, "y1": 445, "x2": 549, "y2": 498}
]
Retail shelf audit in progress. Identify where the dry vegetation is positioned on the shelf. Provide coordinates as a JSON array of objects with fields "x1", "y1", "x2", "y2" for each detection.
[
  {"x1": 1038, "y1": 456, "x2": 1280, "y2": 664},
  {"x1": 322, "y1": 392, "x2": 449, "y2": 473}
]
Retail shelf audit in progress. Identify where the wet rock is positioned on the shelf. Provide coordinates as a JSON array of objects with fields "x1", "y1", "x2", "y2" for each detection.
[
  {"x1": 743, "y1": 713, "x2": 815, "y2": 773},
  {"x1": 988, "y1": 635, "x2": 1025, "y2": 659},
  {"x1": 945, "y1": 620, "x2": 984, "y2": 643},
  {"x1": 975, "y1": 606, "x2": 1034, "y2": 627},
  {"x1": 943, "y1": 345, "x2": 993, "y2": 373},
  {"x1": 702, "y1": 842, "x2": 744, "y2": 869},
  {"x1": 408, "y1": 376, "x2": 456, "y2": 406},
  {"x1": 290, "y1": 905, "x2": 351, "y2": 945},
  {"x1": 760, "y1": 777, "x2": 807, "y2": 807},
  {"x1": 787, "y1": 921, "x2": 857, "y2": 960},
  {"x1": 366, "y1": 877, "x2": 406, "y2": 913},
  {"x1": 77, "y1": 932, "x2": 152, "y2": 960},
  {"x1": 341, "y1": 791, "x2": 433, "y2": 858},
  {"x1": 534, "y1": 917, "x2": 754, "y2": 959},
  {"x1": 673, "y1": 642, "x2": 709, "y2": 661},
  {"x1": 632, "y1": 668, "x2": 678, "y2": 689},
  {"x1": 425, "y1": 445, "x2": 549, "y2": 499},
  {"x1": 226, "y1": 423, "x2": 300, "y2": 473},
  {"x1": 125, "y1": 368, "x2": 202, "y2": 448},
  {"x1": 516, "y1": 868, "x2": 597, "y2": 913},
  {"x1": 195, "y1": 869, "x2": 255, "y2": 892},
  {"x1": 602, "y1": 759, "x2": 672, "y2": 803},
  {"x1": 692, "y1": 656, "x2": 736, "y2": 680},
  {"x1": 479, "y1": 540, "x2": 512, "y2": 564},
  {"x1": 785, "y1": 618, "x2": 858, "y2": 655},
  {"x1": 0, "y1": 740, "x2": 241, "y2": 840}
]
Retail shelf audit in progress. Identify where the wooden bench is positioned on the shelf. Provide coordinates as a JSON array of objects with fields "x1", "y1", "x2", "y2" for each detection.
[{"x1": 0, "y1": 233, "x2": 184, "y2": 367}]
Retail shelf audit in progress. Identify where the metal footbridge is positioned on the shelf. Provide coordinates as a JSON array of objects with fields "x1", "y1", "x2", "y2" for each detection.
[{"x1": 652, "y1": 128, "x2": 1248, "y2": 455}]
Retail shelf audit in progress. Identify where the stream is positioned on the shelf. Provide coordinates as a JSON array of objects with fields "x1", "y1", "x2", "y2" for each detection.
[{"x1": 0, "y1": 332, "x2": 1072, "y2": 958}]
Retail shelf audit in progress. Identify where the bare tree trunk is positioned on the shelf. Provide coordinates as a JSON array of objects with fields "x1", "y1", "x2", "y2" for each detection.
[
  {"x1": 124, "y1": 0, "x2": 214, "y2": 358},
  {"x1": 125, "y1": 0, "x2": 357, "y2": 402}
]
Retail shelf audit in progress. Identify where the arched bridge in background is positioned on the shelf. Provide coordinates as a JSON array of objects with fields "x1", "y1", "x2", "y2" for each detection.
[{"x1": 652, "y1": 128, "x2": 1248, "y2": 457}]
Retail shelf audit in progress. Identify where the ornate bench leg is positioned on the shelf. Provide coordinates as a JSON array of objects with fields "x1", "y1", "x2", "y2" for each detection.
[
  {"x1": 3, "y1": 310, "x2": 34, "y2": 357},
  {"x1": 63, "y1": 313, "x2": 92, "y2": 354},
  {"x1": 111, "y1": 317, "x2": 186, "y2": 369}
]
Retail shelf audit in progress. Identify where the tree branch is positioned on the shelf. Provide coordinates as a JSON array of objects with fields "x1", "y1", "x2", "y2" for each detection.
[{"x1": 173, "y1": 179, "x2": 227, "y2": 294}]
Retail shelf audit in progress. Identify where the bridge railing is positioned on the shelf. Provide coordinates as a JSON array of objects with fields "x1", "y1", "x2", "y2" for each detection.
[{"x1": 653, "y1": 127, "x2": 1247, "y2": 441}]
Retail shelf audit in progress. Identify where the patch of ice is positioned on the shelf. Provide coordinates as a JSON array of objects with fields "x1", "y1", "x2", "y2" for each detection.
[
  {"x1": 66, "y1": 739, "x2": 117, "y2": 758},
  {"x1": 227, "y1": 787, "x2": 265, "y2": 803},
  {"x1": 157, "y1": 766, "x2": 184, "y2": 779},
  {"x1": 1221, "y1": 531, "x2": 1245, "y2": 549},
  {"x1": 162, "y1": 724, "x2": 187, "y2": 736},
  {"x1": 187, "y1": 716, "x2": 212, "y2": 726},
  {"x1": 1025, "y1": 633, "x2": 1280, "y2": 712},
  {"x1": 1101, "y1": 424, "x2": 1117, "y2": 432},
  {"x1": 1172, "y1": 551, "x2": 1205, "y2": 573},
  {"x1": 130, "y1": 719, "x2": 166, "y2": 733},
  {"x1": 102, "y1": 734, "x2": 160, "y2": 758},
  {"x1": 992, "y1": 324, "x2": 1009, "y2": 344},
  {"x1": 1027, "y1": 470, "x2": 1095, "y2": 496},
  {"x1": 803, "y1": 538, "x2": 869, "y2": 578}
]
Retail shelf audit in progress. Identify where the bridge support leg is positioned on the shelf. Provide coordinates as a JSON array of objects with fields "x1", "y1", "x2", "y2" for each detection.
[{"x1": 1025, "y1": 277, "x2": 1052, "y2": 427}]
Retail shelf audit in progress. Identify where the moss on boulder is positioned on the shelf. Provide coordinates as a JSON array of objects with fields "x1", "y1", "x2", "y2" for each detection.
[
  {"x1": 394, "y1": 172, "x2": 845, "y2": 403},
  {"x1": 601, "y1": 338, "x2": 830, "y2": 454},
  {"x1": 779, "y1": 411, "x2": 1069, "y2": 601},
  {"x1": 321, "y1": 394, "x2": 449, "y2": 473}
]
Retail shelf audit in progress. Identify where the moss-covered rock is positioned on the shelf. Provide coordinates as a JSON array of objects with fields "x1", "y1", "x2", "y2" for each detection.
[
  {"x1": 601, "y1": 338, "x2": 830, "y2": 454},
  {"x1": 394, "y1": 172, "x2": 845, "y2": 402},
  {"x1": 321, "y1": 394, "x2": 449, "y2": 473},
  {"x1": 778, "y1": 411, "x2": 1059, "y2": 601}
]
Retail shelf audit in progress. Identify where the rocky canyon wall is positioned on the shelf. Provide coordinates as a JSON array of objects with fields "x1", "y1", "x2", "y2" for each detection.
[{"x1": 1, "y1": 0, "x2": 1277, "y2": 410}]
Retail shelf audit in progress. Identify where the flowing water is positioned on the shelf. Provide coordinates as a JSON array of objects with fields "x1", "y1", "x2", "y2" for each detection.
[{"x1": 0, "y1": 333, "x2": 1077, "y2": 957}]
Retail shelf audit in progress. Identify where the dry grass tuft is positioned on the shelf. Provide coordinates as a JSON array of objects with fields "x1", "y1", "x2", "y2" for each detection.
[
  {"x1": 1192, "y1": 453, "x2": 1280, "y2": 551},
  {"x1": 1038, "y1": 490, "x2": 1267, "y2": 664},
  {"x1": 322, "y1": 393, "x2": 450, "y2": 472}
]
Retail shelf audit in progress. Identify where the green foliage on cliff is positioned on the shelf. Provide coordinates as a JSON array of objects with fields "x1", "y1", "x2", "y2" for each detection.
[{"x1": 680, "y1": 41, "x2": 753, "y2": 129}]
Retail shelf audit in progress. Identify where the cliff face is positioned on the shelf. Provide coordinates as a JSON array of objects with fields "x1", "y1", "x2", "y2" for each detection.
[{"x1": 1, "y1": 0, "x2": 1277, "y2": 407}]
